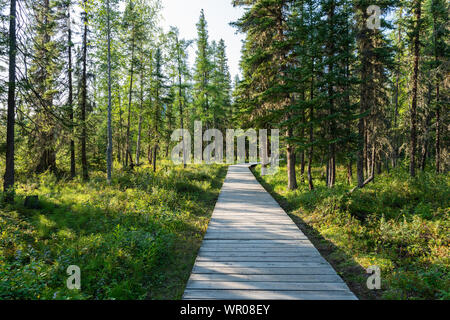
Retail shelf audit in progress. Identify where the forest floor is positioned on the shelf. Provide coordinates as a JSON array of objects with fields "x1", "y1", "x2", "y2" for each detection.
[
  {"x1": 252, "y1": 163, "x2": 449, "y2": 300},
  {"x1": 0, "y1": 163, "x2": 227, "y2": 299}
]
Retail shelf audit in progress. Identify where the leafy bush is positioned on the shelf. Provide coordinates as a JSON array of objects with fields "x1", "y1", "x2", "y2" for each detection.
[{"x1": 254, "y1": 164, "x2": 449, "y2": 300}]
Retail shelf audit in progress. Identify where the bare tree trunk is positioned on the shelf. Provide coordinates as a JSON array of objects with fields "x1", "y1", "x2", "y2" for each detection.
[
  {"x1": 147, "y1": 144, "x2": 152, "y2": 166},
  {"x1": 419, "y1": 85, "x2": 432, "y2": 172},
  {"x1": 308, "y1": 59, "x2": 314, "y2": 191},
  {"x1": 371, "y1": 144, "x2": 376, "y2": 183},
  {"x1": 176, "y1": 34, "x2": 187, "y2": 168},
  {"x1": 153, "y1": 145, "x2": 158, "y2": 172},
  {"x1": 410, "y1": 0, "x2": 421, "y2": 177},
  {"x1": 364, "y1": 124, "x2": 369, "y2": 177},
  {"x1": 135, "y1": 60, "x2": 144, "y2": 166},
  {"x1": 118, "y1": 90, "x2": 123, "y2": 165},
  {"x1": 435, "y1": 103, "x2": 440, "y2": 173},
  {"x1": 286, "y1": 127, "x2": 298, "y2": 191},
  {"x1": 347, "y1": 160, "x2": 353, "y2": 185},
  {"x1": 67, "y1": 7, "x2": 75, "y2": 179},
  {"x1": 300, "y1": 109, "x2": 305, "y2": 183},
  {"x1": 356, "y1": 7, "x2": 371, "y2": 188},
  {"x1": 326, "y1": 1, "x2": 336, "y2": 189},
  {"x1": 3, "y1": 0, "x2": 17, "y2": 202},
  {"x1": 125, "y1": 36, "x2": 135, "y2": 168},
  {"x1": 392, "y1": 9, "x2": 402, "y2": 168},
  {"x1": 434, "y1": 16, "x2": 441, "y2": 174},
  {"x1": 106, "y1": 0, "x2": 113, "y2": 183},
  {"x1": 81, "y1": 0, "x2": 89, "y2": 181}
]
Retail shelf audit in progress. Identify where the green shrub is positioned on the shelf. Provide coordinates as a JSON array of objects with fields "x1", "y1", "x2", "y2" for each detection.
[
  {"x1": 254, "y1": 164, "x2": 449, "y2": 300},
  {"x1": 0, "y1": 164, "x2": 227, "y2": 300}
]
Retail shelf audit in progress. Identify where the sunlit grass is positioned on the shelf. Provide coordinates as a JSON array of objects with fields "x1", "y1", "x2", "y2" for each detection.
[{"x1": 0, "y1": 163, "x2": 227, "y2": 300}]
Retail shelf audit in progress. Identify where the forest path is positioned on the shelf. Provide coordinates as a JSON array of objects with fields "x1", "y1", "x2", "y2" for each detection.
[{"x1": 183, "y1": 164, "x2": 357, "y2": 300}]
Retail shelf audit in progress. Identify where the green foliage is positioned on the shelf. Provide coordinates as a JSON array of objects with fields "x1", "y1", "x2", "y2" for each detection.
[
  {"x1": 0, "y1": 164, "x2": 227, "y2": 299},
  {"x1": 254, "y1": 164, "x2": 449, "y2": 300}
]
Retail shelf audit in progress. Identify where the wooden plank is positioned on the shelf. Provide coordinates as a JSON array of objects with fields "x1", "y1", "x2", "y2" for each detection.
[
  {"x1": 208, "y1": 224, "x2": 299, "y2": 232},
  {"x1": 201, "y1": 240, "x2": 313, "y2": 245},
  {"x1": 186, "y1": 281, "x2": 350, "y2": 291},
  {"x1": 199, "y1": 239, "x2": 309, "y2": 244},
  {"x1": 191, "y1": 266, "x2": 337, "y2": 275},
  {"x1": 205, "y1": 230, "x2": 303, "y2": 234},
  {"x1": 198, "y1": 250, "x2": 318, "y2": 256},
  {"x1": 188, "y1": 273, "x2": 344, "y2": 283},
  {"x1": 183, "y1": 290, "x2": 357, "y2": 300},
  {"x1": 194, "y1": 261, "x2": 329, "y2": 268},
  {"x1": 196, "y1": 256, "x2": 324, "y2": 262},
  {"x1": 200, "y1": 242, "x2": 315, "y2": 248},
  {"x1": 204, "y1": 233, "x2": 307, "y2": 240}
]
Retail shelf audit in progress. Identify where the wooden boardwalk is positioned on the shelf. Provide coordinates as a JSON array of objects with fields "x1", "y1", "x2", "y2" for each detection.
[{"x1": 183, "y1": 164, "x2": 357, "y2": 300}]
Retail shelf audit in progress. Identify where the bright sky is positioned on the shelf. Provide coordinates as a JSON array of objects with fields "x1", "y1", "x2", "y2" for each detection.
[{"x1": 160, "y1": 0, "x2": 246, "y2": 80}]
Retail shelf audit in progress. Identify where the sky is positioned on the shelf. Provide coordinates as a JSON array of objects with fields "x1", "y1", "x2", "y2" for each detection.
[{"x1": 160, "y1": 0, "x2": 246, "y2": 80}]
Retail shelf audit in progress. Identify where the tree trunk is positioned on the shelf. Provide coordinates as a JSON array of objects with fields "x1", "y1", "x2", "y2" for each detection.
[
  {"x1": 308, "y1": 59, "x2": 314, "y2": 191},
  {"x1": 135, "y1": 60, "x2": 144, "y2": 167},
  {"x1": 177, "y1": 35, "x2": 187, "y2": 168},
  {"x1": 67, "y1": 8, "x2": 75, "y2": 179},
  {"x1": 286, "y1": 127, "x2": 298, "y2": 191},
  {"x1": 287, "y1": 148, "x2": 298, "y2": 190},
  {"x1": 347, "y1": 160, "x2": 353, "y2": 185},
  {"x1": 435, "y1": 103, "x2": 440, "y2": 173},
  {"x1": 371, "y1": 144, "x2": 376, "y2": 183},
  {"x1": 153, "y1": 145, "x2": 158, "y2": 172},
  {"x1": 147, "y1": 145, "x2": 152, "y2": 166},
  {"x1": 419, "y1": 85, "x2": 432, "y2": 172},
  {"x1": 300, "y1": 109, "x2": 305, "y2": 183},
  {"x1": 326, "y1": 1, "x2": 336, "y2": 189},
  {"x1": 356, "y1": 6, "x2": 371, "y2": 188},
  {"x1": 392, "y1": 9, "x2": 402, "y2": 168},
  {"x1": 434, "y1": 16, "x2": 441, "y2": 174},
  {"x1": 106, "y1": 0, "x2": 113, "y2": 183},
  {"x1": 125, "y1": 36, "x2": 135, "y2": 168},
  {"x1": 81, "y1": 0, "x2": 89, "y2": 181},
  {"x1": 410, "y1": 0, "x2": 421, "y2": 177},
  {"x1": 3, "y1": 0, "x2": 17, "y2": 201}
]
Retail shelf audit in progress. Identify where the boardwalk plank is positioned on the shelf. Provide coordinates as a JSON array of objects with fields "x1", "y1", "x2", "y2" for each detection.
[
  {"x1": 191, "y1": 266, "x2": 337, "y2": 275},
  {"x1": 183, "y1": 290, "x2": 358, "y2": 300},
  {"x1": 186, "y1": 281, "x2": 350, "y2": 291},
  {"x1": 188, "y1": 273, "x2": 344, "y2": 283}
]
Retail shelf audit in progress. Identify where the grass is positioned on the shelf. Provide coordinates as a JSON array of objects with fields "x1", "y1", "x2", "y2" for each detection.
[
  {"x1": 252, "y1": 163, "x2": 449, "y2": 300},
  {"x1": 0, "y1": 163, "x2": 227, "y2": 300}
]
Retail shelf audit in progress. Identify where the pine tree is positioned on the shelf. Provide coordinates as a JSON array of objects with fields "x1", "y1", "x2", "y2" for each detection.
[
  {"x1": 210, "y1": 39, "x2": 232, "y2": 131},
  {"x1": 168, "y1": 27, "x2": 191, "y2": 167},
  {"x1": 28, "y1": 0, "x2": 62, "y2": 174},
  {"x1": 193, "y1": 9, "x2": 213, "y2": 128},
  {"x1": 233, "y1": 0, "x2": 298, "y2": 190}
]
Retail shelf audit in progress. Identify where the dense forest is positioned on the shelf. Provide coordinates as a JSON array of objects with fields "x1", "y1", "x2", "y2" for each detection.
[
  {"x1": 0, "y1": 0, "x2": 448, "y2": 190},
  {"x1": 0, "y1": 0, "x2": 448, "y2": 300},
  {"x1": 0, "y1": 0, "x2": 234, "y2": 186}
]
